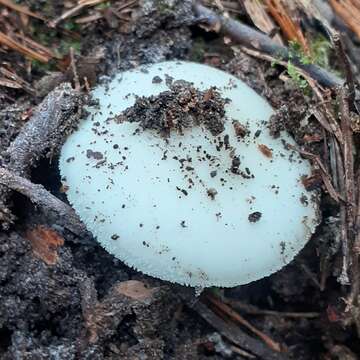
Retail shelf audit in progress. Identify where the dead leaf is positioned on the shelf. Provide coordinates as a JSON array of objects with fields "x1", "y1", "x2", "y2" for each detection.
[
  {"x1": 26, "y1": 225, "x2": 64, "y2": 265},
  {"x1": 114, "y1": 280, "x2": 156, "y2": 301}
]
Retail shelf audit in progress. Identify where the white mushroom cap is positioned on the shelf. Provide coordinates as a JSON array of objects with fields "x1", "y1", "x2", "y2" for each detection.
[{"x1": 60, "y1": 61, "x2": 319, "y2": 287}]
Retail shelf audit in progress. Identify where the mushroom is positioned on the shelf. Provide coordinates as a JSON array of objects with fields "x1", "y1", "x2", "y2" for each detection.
[{"x1": 60, "y1": 61, "x2": 319, "y2": 288}]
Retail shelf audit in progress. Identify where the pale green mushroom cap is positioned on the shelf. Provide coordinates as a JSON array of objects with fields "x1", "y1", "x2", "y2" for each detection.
[{"x1": 60, "y1": 61, "x2": 319, "y2": 287}]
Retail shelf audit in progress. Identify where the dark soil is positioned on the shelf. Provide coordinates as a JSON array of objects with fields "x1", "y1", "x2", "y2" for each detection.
[
  {"x1": 0, "y1": 0, "x2": 359, "y2": 359},
  {"x1": 117, "y1": 81, "x2": 226, "y2": 137}
]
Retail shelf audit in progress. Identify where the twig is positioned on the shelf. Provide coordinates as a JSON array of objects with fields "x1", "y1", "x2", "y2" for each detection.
[
  {"x1": 225, "y1": 299, "x2": 319, "y2": 319},
  {"x1": 0, "y1": 31, "x2": 52, "y2": 63},
  {"x1": 0, "y1": 168, "x2": 87, "y2": 236},
  {"x1": 0, "y1": 0, "x2": 46, "y2": 21},
  {"x1": 0, "y1": 66, "x2": 35, "y2": 95},
  {"x1": 304, "y1": 72, "x2": 349, "y2": 284},
  {"x1": 332, "y1": 33, "x2": 356, "y2": 105},
  {"x1": 190, "y1": 299, "x2": 288, "y2": 360},
  {"x1": 70, "y1": 47, "x2": 81, "y2": 91},
  {"x1": 290, "y1": 146, "x2": 343, "y2": 203},
  {"x1": 338, "y1": 88, "x2": 356, "y2": 226},
  {"x1": 193, "y1": 2, "x2": 342, "y2": 88},
  {"x1": 230, "y1": 345, "x2": 256, "y2": 359},
  {"x1": 332, "y1": 137, "x2": 351, "y2": 285},
  {"x1": 6, "y1": 83, "x2": 84, "y2": 175},
  {"x1": 48, "y1": 0, "x2": 106, "y2": 28},
  {"x1": 205, "y1": 294, "x2": 284, "y2": 353},
  {"x1": 0, "y1": 83, "x2": 86, "y2": 230},
  {"x1": 14, "y1": 33, "x2": 58, "y2": 60},
  {"x1": 75, "y1": 0, "x2": 138, "y2": 24},
  {"x1": 300, "y1": 72, "x2": 344, "y2": 144},
  {"x1": 331, "y1": 34, "x2": 358, "y2": 288},
  {"x1": 0, "y1": 78, "x2": 22, "y2": 89},
  {"x1": 337, "y1": 86, "x2": 360, "y2": 330}
]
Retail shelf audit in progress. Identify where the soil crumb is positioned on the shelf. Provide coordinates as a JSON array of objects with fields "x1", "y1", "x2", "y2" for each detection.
[
  {"x1": 248, "y1": 211, "x2": 262, "y2": 223},
  {"x1": 116, "y1": 81, "x2": 227, "y2": 137}
]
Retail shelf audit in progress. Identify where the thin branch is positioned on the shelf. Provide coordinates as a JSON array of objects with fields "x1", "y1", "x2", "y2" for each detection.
[
  {"x1": 205, "y1": 294, "x2": 284, "y2": 353},
  {"x1": 193, "y1": 2, "x2": 342, "y2": 88},
  {"x1": 190, "y1": 299, "x2": 288, "y2": 360},
  {"x1": 0, "y1": 66, "x2": 35, "y2": 95},
  {"x1": 0, "y1": 31, "x2": 52, "y2": 63},
  {"x1": 48, "y1": 0, "x2": 107, "y2": 28},
  {"x1": 70, "y1": 47, "x2": 81, "y2": 91},
  {"x1": 225, "y1": 299, "x2": 319, "y2": 319}
]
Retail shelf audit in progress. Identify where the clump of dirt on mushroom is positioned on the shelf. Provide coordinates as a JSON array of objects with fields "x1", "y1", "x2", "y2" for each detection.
[{"x1": 113, "y1": 80, "x2": 227, "y2": 137}]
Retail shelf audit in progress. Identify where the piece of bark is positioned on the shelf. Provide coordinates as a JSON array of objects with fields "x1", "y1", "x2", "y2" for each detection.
[
  {"x1": 205, "y1": 294, "x2": 283, "y2": 352},
  {"x1": 79, "y1": 278, "x2": 160, "y2": 344},
  {"x1": 26, "y1": 225, "x2": 65, "y2": 265},
  {"x1": 6, "y1": 83, "x2": 84, "y2": 175},
  {"x1": 0, "y1": 168, "x2": 87, "y2": 236},
  {"x1": 0, "y1": 83, "x2": 85, "y2": 230}
]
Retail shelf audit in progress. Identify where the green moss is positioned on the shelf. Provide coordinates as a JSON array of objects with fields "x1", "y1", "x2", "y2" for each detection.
[
  {"x1": 288, "y1": 40, "x2": 311, "y2": 65},
  {"x1": 286, "y1": 61, "x2": 309, "y2": 91},
  {"x1": 31, "y1": 59, "x2": 53, "y2": 72},
  {"x1": 63, "y1": 21, "x2": 80, "y2": 32},
  {"x1": 95, "y1": 1, "x2": 111, "y2": 10},
  {"x1": 309, "y1": 34, "x2": 332, "y2": 69}
]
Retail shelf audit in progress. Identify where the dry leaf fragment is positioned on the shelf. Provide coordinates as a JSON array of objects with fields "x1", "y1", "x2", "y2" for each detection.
[
  {"x1": 26, "y1": 225, "x2": 64, "y2": 265},
  {"x1": 114, "y1": 280, "x2": 156, "y2": 301},
  {"x1": 243, "y1": 0, "x2": 284, "y2": 45},
  {"x1": 264, "y1": 0, "x2": 309, "y2": 54}
]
